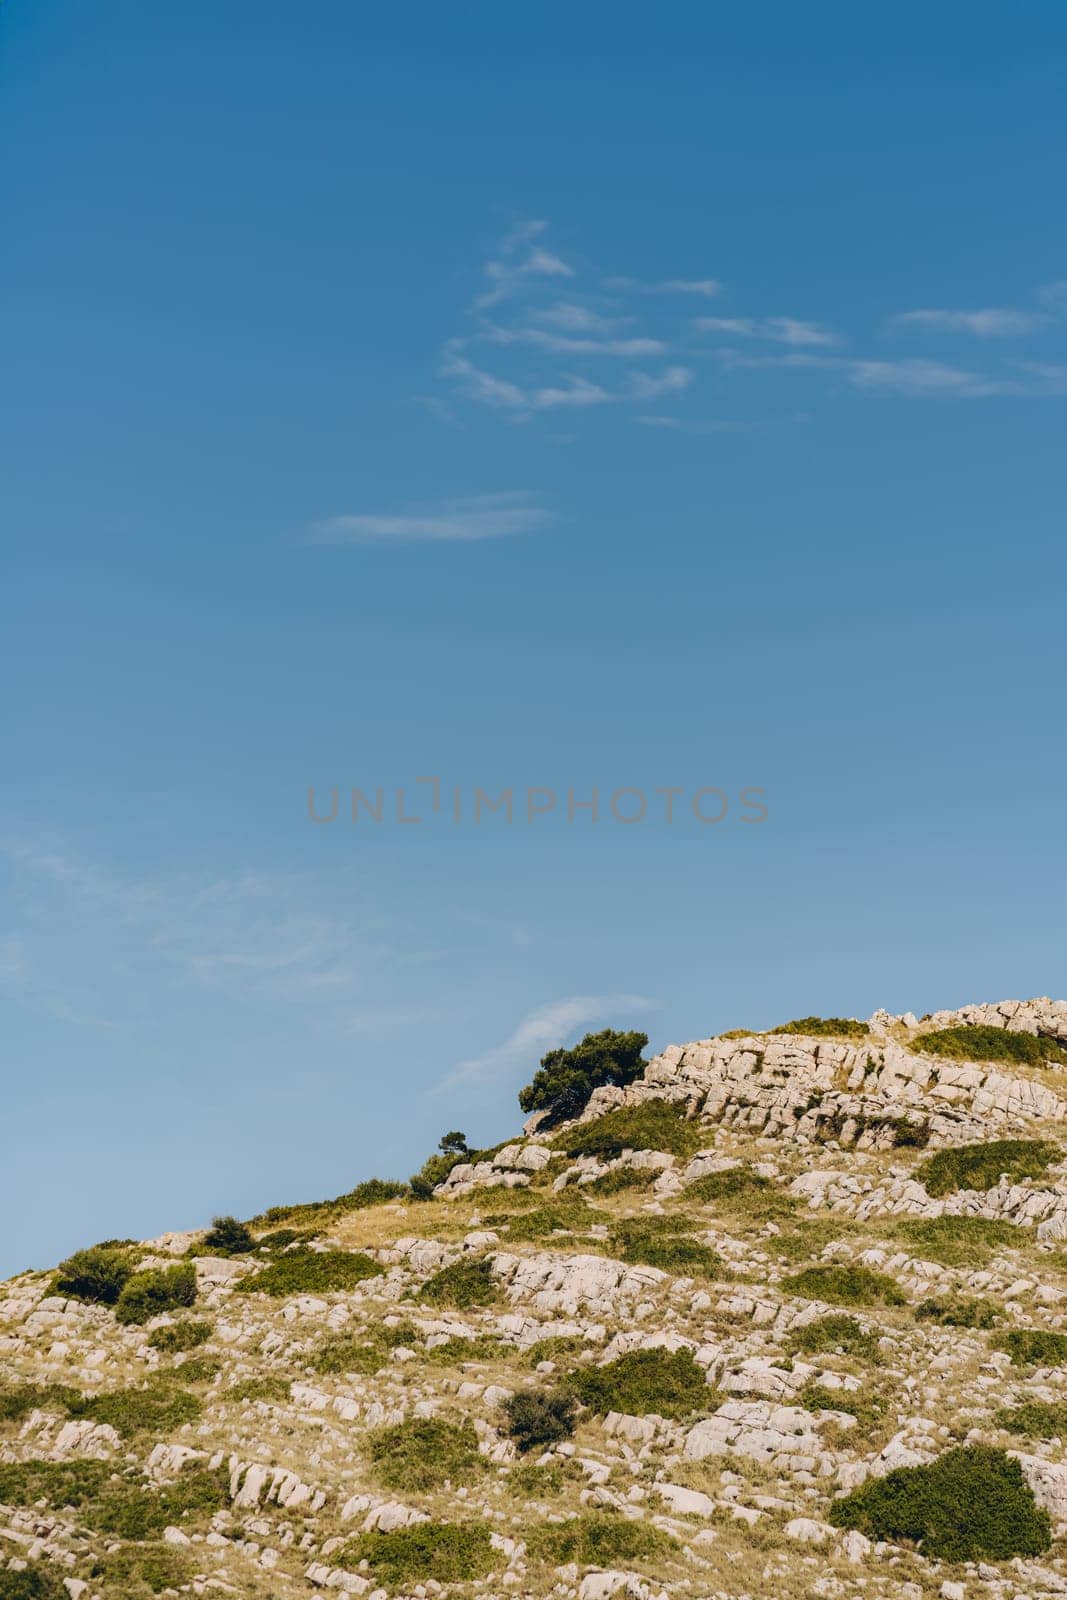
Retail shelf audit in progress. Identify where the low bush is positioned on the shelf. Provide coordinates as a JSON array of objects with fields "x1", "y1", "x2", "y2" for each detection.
[
  {"x1": 115, "y1": 1264, "x2": 197, "y2": 1325},
  {"x1": 423, "y1": 1334, "x2": 506, "y2": 1366},
  {"x1": 201, "y1": 1216, "x2": 255, "y2": 1255},
  {"x1": 256, "y1": 1177, "x2": 408, "y2": 1226},
  {"x1": 915, "y1": 1139, "x2": 1059, "y2": 1197},
  {"x1": 0, "y1": 1381, "x2": 82, "y2": 1423},
  {"x1": 566, "y1": 1347, "x2": 708, "y2": 1419},
  {"x1": 912, "y1": 1025, "x2": 1067, "y2": 1068},
  {"x1": 221, "y1": 1376, "x2": 291, "y2": 1404},
  {"x1": 800, "y1": 1382, "x2": 888, "y2": 1429},
  {"x1": 895, "y1": 1216, "x2": 1019, "y2": 1268},
  {"x1": 367, "y1": 1416, "x2": 484, "y2": 1492},
  {"x1": 89, "y1": 1542, "x2": 193, "y2": 1596},
  {"x1": 554, "y1": 1100, "x2": 705, "y2": 1161},
  {"x1": 91, "y1": 1465, "x2": 229, "y2": 1539},
  {"x1": 770, "y1": 1016, "x2": 869, "y2": 1039},
  {"x1": 526, "y1": 1334, "x2": 588, "y2": 1368},
  {"x1": 915, "y1": 1295, "x2": 998, "y2": 1330},
  {"x1": 147, "y1": 1319, "x2": 212, "y2": 1353},
  {"x1": 498, "y1": 1199, "x2": 594, "y2": 1241},
  {"x1": 501, "y1": 1389, "x2": 577, "y2": 1452},
  {"x1": 0, "y1": 1564, "x2": 69, "y2": 1599},
  {"x1": 608, "y1": 1218, "x2": 722, "y2": 1277},
  {"x1": 239, "y1": 1249, "x2": 380, "y2": 1298},
  {"x1": 339, "y1": 1522, "x2": 498, "y2": 1586},
  {"x1": 311, "y1": 1322, "x2": 416, "y2": 1376},
  {"x1": 417, "y1": 1255, "x2": 499, "y2": 1309},
  {"x1": 527, "y1": 1512, "x2": 675, "y2": 1567},
  {"x1": 784, "y1": 1264, "x2": 906, "y2": 1307},
  {"x1": 785, "y1": 1314, "x2": 882, "y2": 1360},
  {"x1": 585, "y1": 1165, "x2": 659, "y2": 1196},
  {"x1": 75, "y1": 1380, "x2": 202, "y2": 1438},
  {"x1": 993, "y1": 1328, "x2": 1067, "y2": 1368},
  {"x1": 174, "y1": 1355, "x2": 221, "y2": 1384},
  {"x1": 829, "y1": 1444, "x2": 1051, "y2": 1560},
  {"x1": 686, "y1": 1165, "x2": 794, "y2": 1220},
  {"x1": 996, "y1": 1400, "x2": 1067, "y2": 1438},
  {"x1": 0, "y1": 1458, "x2": 111, "y2": 1509},
  {"x1": 53, "y1": 1244, "x2": 139, "y2": 1305}
]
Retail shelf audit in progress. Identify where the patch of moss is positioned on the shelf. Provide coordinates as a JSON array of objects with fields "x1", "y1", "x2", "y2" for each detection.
[
  {"x1": 784, "y1": 1264, "x2": 906, "y2": 1307},
  {"x1": 829, "y1": 1444, "x2": 1051, "y2": 1561},
  {"x1": 565, "y1": 1347, "x2": 709, "y2": 1419},
  {"x1": 915, "y1": 1139, "x2": 1059, "y2": 1197}
]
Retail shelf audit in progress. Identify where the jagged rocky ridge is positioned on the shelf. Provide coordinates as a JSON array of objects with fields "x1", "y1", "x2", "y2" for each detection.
[{"x1": 6, "y1": 999, "x2": 1067, "y2": 1600}]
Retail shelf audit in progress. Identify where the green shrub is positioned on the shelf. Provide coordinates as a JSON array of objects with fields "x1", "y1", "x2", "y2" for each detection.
[
  {"x1": 201, "y1": 1216, "x2": 255, "y2": 1255},
  {"x1": 566, "y1": 1347, "x2": 708, "y2": 1419},
  {"x1": 221, "y1": 1376, "x2": 291, "y2": 1404},
  {"x1": 915, "y1": 1139, "x2": 1059, "y2": 1197},
  {"x1": 915, "y1": 1295, "x2": 998, "y2": 1330},
  {"x1": 89, "y1": 1542, "x2": 193, "y2": 1596},
  {"x1": 0, "y1": 1458, "x2": 111, "y2": 1509},
  {"x1": 993, "y1": 1328, "x2": 1067, "y2": 1368},
  {"x1": 829, "y1": 1444, "x2": 1051, "y2": 1560},
  {"x1": 784, "y1": 1264, "x2": 906, "y2": 1307},
  {"x1": 147, "y1": 1319, "x2": 212, "y2": 1353},
  {"x1": 256, "y1": 1177, "x2": 408, "y2": 1226},
  {"x1": 53, "y1": 1244, "x2": 138, "y2": 1305},
  {"x1": 409, "y1": 1151, "x2": 467, "y2": 1199},
  {"x1": 0, "y1": 1564, "x2": 69, "y2": 1599},
  {"x1": 114, "y1": 1263, "x2": 197, "y2": 1325},
  {"x1": 608, "y1": 1218, "x2": 722, "y2": 1277},
  {"x1": 771, "y1": 1016, "x2": 869, "y2": 1038},
  {"x1": 526, "y1": 1335, "x2": 588, "y2": 1368},
  {"x1": 912, "y1": 1025, "x2": 1067, "y2": 1068},
  {"x1": 498, "y1": 1200, "x2": 594, "y2": 1241},
  {"x1": 585, "y1": 1165, "x2": 659, "y2": 1196},
  {"x1": 785, "y1": 1314, "x2": 882, "y2": 1360},
  {"x1": 311, "y1": 1323, "x2": 416, "y2": 1376},
  {"x1": 174, "y1": 1355, "x2": 221, "y2": 1384},
  {"x1": 239, "y1": 1249, "x2": 380, "y2": 1298},
  {"x1": 367, "y1": 1416, "x2": 484, "y2": 1492},
  {"x1": 423, "y1": 1335, "x2": 505, "y2": 1366},
  {"x1": 501, "y1": 1390, "x2": 577, "y2": 1452},
  {"x1": 800, "y1": 1382, "x2": 888, "y2": 1428},
  {"x1": 75, "y1": 1380, "x2": 202, "y2": 1438},
  {"x1": 519, "y1": 1029, "x2": 649, "y2": 1124},
  {"x1": 996, "y1": 1400, "x2": 1067, "y2": 1438},
  {"x1": 895, "y1": 1216, "x2": 1019, "y2": 1268},
  {"x1": 528, "y1": 1512, "x2": 675, "y2": 1567},
  {"x1": 686, "y1": 1165, "x2": 794, "y2": 1220},
  {"x1": 0, "y1": 1381, "x2": 82, "y2": 1423},
  {"x1": 417, "y1": 1256, "x2": 499, "y2": 1309},
  {"x1": 339, "y1": 1522, "x2": 498, "y2": 1586},
  {"x1": 554, "y1": 1100, "x2": 703, "y2": 1161},
  {"x1": 90, "y1": 1465, "x2": 229, "y2": 1539}
]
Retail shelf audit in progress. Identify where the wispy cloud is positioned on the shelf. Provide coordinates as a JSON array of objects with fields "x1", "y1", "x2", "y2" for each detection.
[
  {"x1": 893, "y1": 307, "x2": 1045, "y2": 337},
  {"x1": 307, "y1": 492, "x2": 550, "y2": 544},
  {"x1": 842, "y1": 358, "x2": 1015, "y2": 397},
  {"x1": 475, "y1": 219, "x2": 574, "y2": 308},
  {"x1": 607, "y1": 276, "x2": 721, "y2": 298},
  {"x1": 696, "y1": 316, "x2": 838, "y2": 347},
  {"x1": 434, "y1": 993, "x2": 656, "y2": 1093},
  {"x1": 636, "y1": 414, "x2": 754, "y2": 434},
  {"x1": 486, "y1": 324, "x2": 666, "y2": 357}
]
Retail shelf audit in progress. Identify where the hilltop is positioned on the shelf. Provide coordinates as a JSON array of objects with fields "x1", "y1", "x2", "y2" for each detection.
[{"x1": 5, "y1": 999, "x2": 1067, "y2": 1600}]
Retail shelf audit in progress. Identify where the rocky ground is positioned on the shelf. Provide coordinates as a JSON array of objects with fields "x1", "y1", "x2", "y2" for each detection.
[{"x1": 6, "y1": 999, "x2": 1067, "y2": 1600}]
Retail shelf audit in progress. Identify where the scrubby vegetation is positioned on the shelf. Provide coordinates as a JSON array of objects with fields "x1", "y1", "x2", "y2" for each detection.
[
  {"x1": 993, "y1": 1328, "x2": 1067, "y2": 1368},
  {"x1": 686, "y1": 1164, "x2": 794, "y2": 1221},
  {"x1": 895, "y1": 1215, "x2": 1019, "y2": 1267},
  {"x1": 367, "y1": 1415, "x2": 484, "y2": 1491},
  {"x1": 784, "y1": 1264, "x2": 906, "y2": 1307},
  {"x1": 53, "y1": 1242, "x2": 139, "y2": 1305},
  {"x1": 518, "y1": 1028, "x2": 649, "y2": 1124},
  {"x1": 147, "y1": 1318, "x2": 212, "y2": 1353},
  {"x1": 0, "y1": 1563, "x2": 69, "y2": 1598},
  {"x1": 75, "y1": 1379, "x2": 202, "y2": 1437},
  {"x1": 0, "y1": 1380, "x2": 82, "y2": 1423},
  {"x1": 915, "y1": 1138, "x2": 1059, "y2": 1196},
  {"x1": 501, "y1": 1389, "x2": 577, "y2": 1451},
  {"x1": 829, "y1": 1444, "x2": 1051, "y2": 1560},
  {"x1": 565, "y1": 1347, "x2": 708, "y2": 1418},
  {"x1": 89, "y1": 1542, "x2": 193, "y2": 1596},
  {"x1": 416, "y1": 1255, "x2": 499, "y2": 1309},
  {"x1": 771, "y1": 1015, "x2": 869, "y2": 1038},
  {"x1": 608, "y1": 1216, "x2": 722, "y2": 1276},
  {"x1": 0, "y1": 1458, "x2": 227, "y2": 1537},
  {"x1": 114, "y1": 1263, "x2": 197, "y2": 1325},
  {"x1": 311, "y1": 1322, "x2": 416, "y2": 1376},
  {"x1": 585, "y1": 1164, "x2": 659, "y2": 1195},
  {"x1": 221, "y1": 1375, "x2": 291, "y2": 1404},
  {"x1": 495, "y1": 1197, "x2": 594, "y2": 1240},
  {"x1": 912, "y1": 1024, "x2": 1067, "y2": 1068},
  {"x1": 915, "y1": 1294, "x2": 998, "y2": 1329},
  {"x1": 996, "y1": 1400, "x2": 1067, "y2": 1438},
  {"x1": 340, "y1": 1521, "x2": 498, "y2": 1584},
  {"x1": 201, "y1": 1215, "x2": 256, "y2": 1254},
  {"x1": 528, "y1": 1512, "x2": 676, "y2": 1567},
  {"x1": 554, "y1": 1099, "x2": 703, "y2": 1160},
  {"x1": 238, "y1": 1249, "x2": 380, "y2": 1297},
  {"x1": 256, "y1": 1177, "x2": 408, "y2": 1226},
  {"x1": 785, "y1": 1313, "x2": 883, "y2": 1360}
]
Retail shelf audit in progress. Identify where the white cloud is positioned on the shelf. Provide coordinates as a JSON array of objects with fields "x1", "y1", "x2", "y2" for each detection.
[
  {"x1": 628, "y1": 366, "x2": 693, "y2": 399},
  {"x1": 894, "y1": 308, "x2": 1044, "y2": 337},
  {"x1": 531, "y1": 377, "x2": 612, "y2": 410},
  {"x1": 307, "y1": 493, "x2": 550, "y2": 544},
  {"x1": 696, "y1": 316, "x2": 837, "y2": 346},
  {"x1": 533, "y1": 302, "x2": 623, "y2": 333},
  {"x1": 636, "y1": 414, "x2": 753, "y2": 434},
  {"x1": 607, "y1": 276, "x2": 721, "y2": 297},
  {"x1": 843, "y1": 359, "x2": 1012, "y2": 397},
  {"x1": 435, "y1": 993, "x2": 656, "y2": 1092},
  {"x1": 488, "y1": 325, "x2": 666, "y2": 357},
  {"x1": 476, "y1": 220, "x2": 575, "y2": 308}
]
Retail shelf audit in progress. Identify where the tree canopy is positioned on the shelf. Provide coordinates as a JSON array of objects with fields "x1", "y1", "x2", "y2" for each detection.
[{"x1": 518, "y1": 1029, "x2": 648, "y2": 1124}]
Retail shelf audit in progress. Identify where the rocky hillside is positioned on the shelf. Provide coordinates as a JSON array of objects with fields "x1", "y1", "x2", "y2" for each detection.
[{"x1": 7, "y1": 999, "x2": 1067, "y2": 1600}]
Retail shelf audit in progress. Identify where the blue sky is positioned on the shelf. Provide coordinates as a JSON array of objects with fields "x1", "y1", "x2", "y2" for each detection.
[{"x1": 3, "y1": 2, "x2": 1067, "y2": 1275}]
